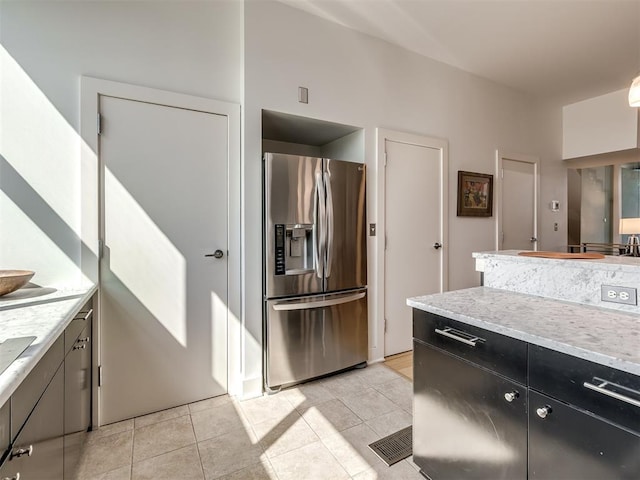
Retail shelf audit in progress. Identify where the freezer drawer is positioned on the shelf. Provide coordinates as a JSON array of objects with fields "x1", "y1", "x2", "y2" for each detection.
[{"x1": 265, "y1": 289, "x2": 368, "y2": 389}]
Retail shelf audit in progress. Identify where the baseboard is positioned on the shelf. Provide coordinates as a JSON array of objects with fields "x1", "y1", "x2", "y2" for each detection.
[{"x1": 239, "y1": 375, "x2": 263, "y2": 400}]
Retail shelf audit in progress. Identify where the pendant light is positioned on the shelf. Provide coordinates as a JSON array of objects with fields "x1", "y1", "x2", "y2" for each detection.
[{"x1": 630, "y1": 74, "x2": 640, "y2": 107}]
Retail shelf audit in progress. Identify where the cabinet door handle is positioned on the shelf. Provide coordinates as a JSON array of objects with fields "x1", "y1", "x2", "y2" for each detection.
[
  {"x1": 434, "y1": 327, "x2": 481, "y2": 347},
  {"x1": 75, "y1": 309, "x2": 93, "y2": 321},
  {"x1": 10, "y1": 445, "x2": 33, "y2": 459},
  {"x1": 504, "y1": 391, "x2": 519, "y2": 402},
  {"x1": 73, "y1": 344, "x2": 87, "y2": 350},
  {"x1": 536, "y1": 406, "x2": 552, "y2": 419},
  {"x1": 583, "y1": 378, "x2": 640, "y2": 408}
]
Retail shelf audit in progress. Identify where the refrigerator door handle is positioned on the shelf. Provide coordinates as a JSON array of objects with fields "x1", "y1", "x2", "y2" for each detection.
[
  {"x1": 324, "y1": 170, "x2": 334, "y2": 278},
  {"x1": 272, "y1": 291, "x2": 366, "y2": 311},
  {"x1": 314, "y1": 172, "x2": 326, "y2": 279}
]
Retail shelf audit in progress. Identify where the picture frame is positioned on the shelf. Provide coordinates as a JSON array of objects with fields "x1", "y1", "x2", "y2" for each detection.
[{"x1": 457, "y1": 171, "x2": 493, "y2": 217}]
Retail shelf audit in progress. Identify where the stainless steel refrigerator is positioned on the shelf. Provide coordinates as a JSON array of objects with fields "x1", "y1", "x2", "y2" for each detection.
[{"x1": 263, "y1": 152, "x2": 368, "y2": 390}]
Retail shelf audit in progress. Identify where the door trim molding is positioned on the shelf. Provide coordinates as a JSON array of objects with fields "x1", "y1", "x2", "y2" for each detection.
[
  {"x1": 375, "y1": 128, "x2": 449, "y2": 360},
  {"x1": 495, "y1": 150, "x2": 540, "y2": 251},
  {"x1": 80, "y1": 77, "x2": 241, "y2": 425}
]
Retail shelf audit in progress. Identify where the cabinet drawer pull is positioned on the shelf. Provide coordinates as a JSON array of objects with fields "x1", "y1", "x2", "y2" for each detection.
[
  {"x1": 583, "y1": 378, "x2": 640, "y2": 408},
  {"x1": 536, "y1": 406, "x2": 552, "y2": 419},
  {"x1": 504, "y1": 391, "x2": 519, "y2": 402},
  {"x1": 434, "y1": 327, "x2": 481, "y2": 347},
  {"x1": 2, "y1": 473, "x2": 20, "y2": 480},
  {"x1": 10, "y1": 445, "x2": 33, "y2": 459},
  {"x1": 74, "y1": 308, "x2": 93, "y2": 321},
  {"x1": 73, "y1": 344, "x2": 87, "y2": 350}
]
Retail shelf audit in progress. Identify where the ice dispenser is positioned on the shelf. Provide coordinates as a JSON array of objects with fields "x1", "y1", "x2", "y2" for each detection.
[{"x1": 274, "y1": 224, "x2": 314, "y2": 275}]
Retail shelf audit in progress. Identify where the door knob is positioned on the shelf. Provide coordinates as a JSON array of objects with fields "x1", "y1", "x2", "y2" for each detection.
[
  {"x1": 433, "y1": 242, "x2": 442, "y2": 250},
  {"x1": 530, "y1": 237, "x2": 538, "y2": 243},
  {"x1": 205, "y1": 250, "x2": 224, "y2": 259}
]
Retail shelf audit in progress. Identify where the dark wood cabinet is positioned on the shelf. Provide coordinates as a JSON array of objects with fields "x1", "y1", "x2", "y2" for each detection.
[
  {"x1": 528, "y1": 346, "x2": 640, "y2": 479},
  {"x1": 413, "y1": 308, "x2": 640, "y2": 480},
  {"x1": 414, "y1": 339, "x2": 527, "y2": 479},
  {"x1": 529, "y1": 390, "x2": 640, "y2": 479}
]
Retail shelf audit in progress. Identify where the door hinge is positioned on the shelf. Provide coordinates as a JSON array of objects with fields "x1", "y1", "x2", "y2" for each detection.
[
  {"x1": 501, "y1": 168, "x2": 504, "y2": 179},
  {"x1": 384, "y1": 318, "x2": 387, "y2": 333},
  {"x1": 384, "y1": 152, "x2": 388, "y2": 167},
  {"x1": 98, "y1": 240, "x2": 104, "y2": 260},
  {"x1": 98, "y1": 365, "x2": 103, "y2": 387},
  {"x1": 384, "y1": 234, "x2": 388, "y2": 250},
  {"x1": 97, "y1": 113, "x2": 102, "y2": 135}
]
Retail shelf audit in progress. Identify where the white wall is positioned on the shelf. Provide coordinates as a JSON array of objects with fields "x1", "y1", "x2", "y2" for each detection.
[
  {"x1": 0, "y1": 0, "x2": 242, "y2": 287},
  {"x1": 243, "y1": 0, "x2": 564, "y2": 375},
  {"x1": 533, "y1": 102, "x2": 567, "y2": 252},
  {"x1": 1, "y1": 0, "x2": 567, "y2": 398}
]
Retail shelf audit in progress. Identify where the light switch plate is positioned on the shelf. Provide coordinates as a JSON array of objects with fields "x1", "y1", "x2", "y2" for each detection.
[
  {"x1": 298, "y1": 86, "x2": 308, "y2": 104},
  {"x1": 369, "y1": 223, "x2": 376, "y2": 236}
]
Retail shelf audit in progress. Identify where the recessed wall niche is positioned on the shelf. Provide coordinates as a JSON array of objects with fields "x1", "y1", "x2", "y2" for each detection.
[{"x1": 262, "y1": 110, "x2": 364, "y2": 163}]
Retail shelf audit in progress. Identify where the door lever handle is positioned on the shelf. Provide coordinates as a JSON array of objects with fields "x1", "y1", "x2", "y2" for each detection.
[
  {"x1": 433, "y1": 242, "x2": 442, "y2": 250},
  {"x1": 205, "y1": 250, "x2": 224, "y2": 259}
]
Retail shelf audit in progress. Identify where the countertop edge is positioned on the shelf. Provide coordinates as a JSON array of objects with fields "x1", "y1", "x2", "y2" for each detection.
[
  {"x1": 407, "y1": 292, "x2": 640, "y2": 377},
  {"x1": 472, "y1": 250, "x2": 640, "y2": 273},
  {"x1": 0, "y1": 285, "x2": 98, "y2": 407}
]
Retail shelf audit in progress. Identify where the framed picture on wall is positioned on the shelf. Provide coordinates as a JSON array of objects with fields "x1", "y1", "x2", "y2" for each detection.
[{"x1": 457, "y1": 171, "x2": 493, "y2": 217}]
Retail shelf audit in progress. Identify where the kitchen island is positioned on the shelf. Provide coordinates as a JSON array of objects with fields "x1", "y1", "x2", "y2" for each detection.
[
  {"x1": 409, "y1": 286, "x2": 639, "y2": 375},
  {"x1": 409, "y1": 252, "x2": 640, "y2": 479}
]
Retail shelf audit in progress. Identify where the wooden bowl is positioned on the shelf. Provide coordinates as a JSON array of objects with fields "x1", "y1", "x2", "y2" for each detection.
[{"x1": 0, "y1": 270, "x2": 35, "y2": 296}]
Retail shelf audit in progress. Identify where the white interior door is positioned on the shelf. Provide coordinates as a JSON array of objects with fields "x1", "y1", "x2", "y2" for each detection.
[
  {"x1": 384, "y1": 139, "x2": 445, "y2": 357},
  {"x1": 500, "y1": 157, "x2": 537, "y2": 251},
  {"x1": 99, "y1": 95, "x2": 228, "y2": 424}
]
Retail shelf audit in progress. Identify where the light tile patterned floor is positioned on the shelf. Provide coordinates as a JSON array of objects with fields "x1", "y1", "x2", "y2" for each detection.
[{"x1": 75, "y1": 363, "x2": 422, "y2": 480}]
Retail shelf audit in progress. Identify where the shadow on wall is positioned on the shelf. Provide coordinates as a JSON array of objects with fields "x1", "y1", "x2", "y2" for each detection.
[{"x1": 0, "y1": 153, "x2": 96, "y2": 274}]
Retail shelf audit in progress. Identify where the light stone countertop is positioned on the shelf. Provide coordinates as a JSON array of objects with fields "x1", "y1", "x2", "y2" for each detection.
[
  {"x1": 408, "y1": 287, "x2": 640, "y2": 376},
  {"x1": 0, "y1": 285, "x2": 97, "y2": 407}
]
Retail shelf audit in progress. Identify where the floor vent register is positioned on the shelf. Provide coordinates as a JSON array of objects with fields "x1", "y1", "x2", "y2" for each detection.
[{"x1": 368, "y1": 425, "x2": 412, "y2": 466}]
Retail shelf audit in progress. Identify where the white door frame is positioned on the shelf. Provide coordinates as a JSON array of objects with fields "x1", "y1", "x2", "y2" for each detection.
[
  {"x1": 80, "y1": 77, "x2": 241, "y2": 426},
  {"x1": 375, "y1": 128, "x2": 448, "y2": 362},
  {"x1": 495, "y1": 150, "x2": 539, "y2": 250}
]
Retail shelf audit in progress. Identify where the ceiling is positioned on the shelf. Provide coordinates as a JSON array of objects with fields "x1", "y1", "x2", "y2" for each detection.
[{"x1": 278, "y1": 0, "x2": 640, "y2": 105}]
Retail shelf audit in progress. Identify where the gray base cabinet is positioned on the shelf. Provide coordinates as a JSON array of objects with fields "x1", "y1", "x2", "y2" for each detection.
[
  {"x1": 1, "y1": 367, "x2": 64, "y2": 480},
  {"x1": 64, "y1": 319, "x2": 92, "y2": 479},
  {"x1": 413, "y1": 309, "x2": 640, "y2": 480},
  {"x1": 0, "y1": 298, "x2": 93, "y2": 480},
  {"x1": 0, "y1": 402, "x2": 9, "y2": 464}
]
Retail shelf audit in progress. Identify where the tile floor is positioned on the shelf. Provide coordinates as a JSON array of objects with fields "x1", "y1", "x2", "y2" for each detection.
[{"x1": 75, "y1": 363, "x2": 423, "y2": 480}]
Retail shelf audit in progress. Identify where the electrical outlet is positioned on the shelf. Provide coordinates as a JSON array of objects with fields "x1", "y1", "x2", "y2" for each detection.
[{"x1": 601, "y1": 285, "x2": 637, "y2": 305}]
